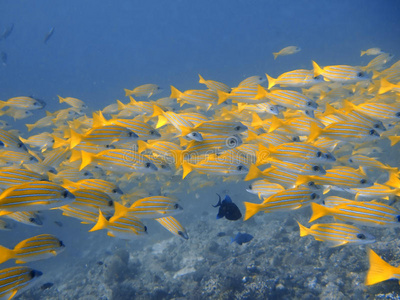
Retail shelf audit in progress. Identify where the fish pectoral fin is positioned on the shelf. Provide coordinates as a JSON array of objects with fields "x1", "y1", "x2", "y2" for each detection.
[
  {"x1": 15, "y1": 259, "x2": 27, "y2": 264},
  {"x1": 107, "y1": 232, "x2": 116, "y2": 237},
  {"x1": 327, "y1": 241, "x2": 348, "y2": 247},
  {"x1": 50, "y1": 250, "x2": 57, "y2": 256}
]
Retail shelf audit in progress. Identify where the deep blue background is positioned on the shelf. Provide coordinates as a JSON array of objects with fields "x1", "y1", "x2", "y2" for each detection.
[{"x1": 1, "y1": 0, "x2": 399, "y2": 115}]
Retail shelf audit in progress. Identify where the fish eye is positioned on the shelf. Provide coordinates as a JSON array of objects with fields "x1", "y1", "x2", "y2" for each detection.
[
  {"x1": 292, "y1": 137, "x2": 300, "y2": 142},
  {"x1": 306, "y1": 101, "x2": 312, "y2": 106},
  {"x1": 348, "y1": 158, "x2": 353, "y2": 163},
  {"x1": 83, "y1": 171, "x2": 89, "y2": 176},
  {"x1": 237, "y1": 165, "x2": 243, "y2": 171},
  {"x1": 234, "y1": 126, "x2": 241, "y2": 131},
  {"x1": 144, "y1": 226, "x2": 148, "y2": 232},
  {"x1": 357, "y1": 72, "x2": 364, "y2": 77},
  {"x1": 112, "y1": 188, "x2": 118, "y2": 193},
  {"x1": 29, "y1": 156, "x2": 36, "y2": 161},
  {"x1": 108, "y1": 200, "x2": 113, "y2": 207},
  {"x1": 316, "y1": 151, "x2": 322, "y2": 158},
  {"x1": 312, "y1": 165, "x2": 320, "y2": 171},
  {"x1": 308, "y1": 181, "x2": 315, "y2": 187},
  {"x1": 59, "y1": 240, "x2": 65, "y2": 247},
  {"x1": 396, "y1": 112, "x2": 400, "y2": 117},
  {"x1": 145, "y1": 162, "x2": 151, "y2": 168},
  {"x1": 62, "y1": 190, "x2": 69, "y2": 198},
  {"x1": 174, "y1": 203, "x2": 179, "y2": 209},
  {"x1": 396, "y1": 216, "x2": 400, "y2": 222},
  {"x1": 360, "y1": 179, "x2": 367, "y2": 184},
  {"x1": 310, "y1": 193, "x2": 317, "y2": 200},
  {"x1": 248, "y1": 184, "x2": 252, "y2": 190},
  {"x1": 356, "y1": 233, "x2": 366, "y2": 239},
  {"x1": 150, "y1": 130, "x2": 155, "y2": 135},
  {"x1": 192, "y1": 132, "x2": 197, "y2": 136},
  {"x1": 369, "y1": 129, "x2": 377, "y2": 135}
]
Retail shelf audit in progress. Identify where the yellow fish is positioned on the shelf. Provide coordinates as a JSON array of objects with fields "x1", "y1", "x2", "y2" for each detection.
[
  {"x1": 297, "y1": 222, "x2": 375, "y2": 247},
  {"x1": 124, "y1": 83, "x2": 161, "y2": 98},
  {"x1": 0, "y1": 234, "x2": 65, "y2": 264},
  {"x1": 0, "y1": 181, "x2": 75, "y2": 216},
  {"x1": 273, "y1": 46, "x2": 301, "y2": 59},
  {"x1": 0, "y1": 266, "x2": 42, "y2": 300}
]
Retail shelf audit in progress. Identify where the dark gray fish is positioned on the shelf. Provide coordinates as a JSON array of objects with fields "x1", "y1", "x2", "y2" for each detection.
[
  {"x1": 1, "y1": 51, "x2": 7, "y2": 66},
  {"x1": 40, "y1": 282, "x2": 54, "y2": 290},
  {"x1": 0, "y1": 24, "x2": 14, "y2": 40},
  {"x1": 212, "y1": 194, "x2": 242, "y2": 221},
  {"x1": 44, "y1": 27, "x2": 55, "y2": 44},
  {"x1": 231, "y1": 232, "x2": 253, "y2": 245}
]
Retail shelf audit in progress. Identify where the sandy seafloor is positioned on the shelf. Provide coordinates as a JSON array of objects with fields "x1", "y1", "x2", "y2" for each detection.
[{"x1": 0, "y1": 0, "x2": 400, "y2": 299}]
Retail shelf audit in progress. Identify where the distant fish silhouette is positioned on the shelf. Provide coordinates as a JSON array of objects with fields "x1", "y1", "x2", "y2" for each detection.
[
  {"x1": 231, "y1": 232, "x2": 253, "y2": 245},
  {"x1": 212, "y1": 194, "x2": 242, "y2": 221},
  {"x1": 44, "y1": 27, "x2": 55, "y2": 44},
  {"x1": 0, "y1": 24, "x2": 14, "y2": 40},
  {"x1": 0, "y1": 52, "x2": 7, "y2": 66}
]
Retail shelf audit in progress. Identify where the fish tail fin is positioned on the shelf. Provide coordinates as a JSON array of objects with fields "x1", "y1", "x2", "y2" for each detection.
[
  {"x1": 243, "y1": 201, "x2": 262, "y2": 220},
  {"x1": 237, "y1": 103, "x2": 246, "y2": 113},
  {"x1": 307, "y1": 122, "x2": 323, "y2": 143},
  {"x1": 69, "y1": 129, "x2": 82, "y2": 149},
  {"x1": 256, "y1": 143, "x2": 271, "y2": 166},
  {"x1": 129, "y1": 96, "x2": 138, "y2": 105},
  {"x1": 254, "y1": 84, "x2": 268, "y2": 100},
  {"x1": 79, "y1": 150, "x2": 94, "y2": 171},
  {"x1": 26, "y1": 123, "x2": 35, "y2": 132},
  {"x1": 323, "y1": 103, "x2": 338, "y2": 116},
  {"x1": 372, "y1": 70, "x2": 381, "y2": 79},
  {"x1": 170, "y1": 85, "x2": 182, "y2": 99},
  {"x1": 52, "y1": 135, "x2": 68, "y2": 149},
  {"x1": 0, "y1": 245, "x2": 13, "y2": 264},
  {"x1": 244, "y1": 164, "x2": 263, "y2": 181},
  {"x1": 180, "y1": 126, "x2": 193, "y2": 137},
  {"x1": 89, "y1": 210, "x2": 108, "y2": 232},
  {"x1": 378, "y1": 78, "x2": 395, "y2": 95},
  {"x1": 388, "y1": 136, "x2": 400, "y2": 147},
  {"x1": 268, "y1": 115, "x2": 283, "y2": 133},
  {"x1": 273, "y1": 52, "x2": 279, "y2": 60},
  {"x1": 57, "y1": 95, "x2": 65, "y2": 104},
  {"x1": 156, "y1": 115, "x2": 169, "y2": 129},
  {"x1": 92, "y1": 111, "x2": 107, "y2": 127},
  {"x1": 181, "y1": 160, "x2": 193, "y2": 179},
  {"x1": 366, "y1": 248, "x2": 398, "y2": 285},
  {"x1": 360, "y1": 51, "x2": 366, "y2": 56},
  {"x1": 69, "y1": 149, "x2": 81, "y2": 162},
  {"x1": 151, "y1": 104, "x2": 165, "y2": 117},
  {"x1": 266, "y1": 73, "x2": 276, "y2": 89},
  {"x1": 113, "y1": 201, "x2": 129, "y2": 218},
  {"x1": 198, "y1": 74, "x2": 206, "y2": 84},
  {"x1": 309, "y1": 203, "x2": 329, "y2": 223},
  {"x1": 116, "y1": 99, "x2": 127, "y2": 111},
  {"x1": 384, "y1": 171, "x2": 400, "y2": 188},
  {"x1": 171, "y1": 150, "x2": 186, "y2": 169},
  {"x1": 312, "y1": 61, "x2": 323, "y2": 77},
  {"x1": 251, "y1": 112, "x2": 264, "y2": 129},
  {"x1": 124, "y1": 88, "x2": 133, "y2": 97},
  {"x1": 296, "y1": 221, "x2": 310, "y2": 237},
  {"x1": 343, "y1": 99, "x2": 356, "y2": 113},
  {"x1": 137, "y1": 140, "x2": 148, "y2": 153},
  {"x1": 217, "y1": 90, "x2": 229, "y2": 105},
  {"x1": 245, "y1": 130, "x2": 259, "y2": 142}
]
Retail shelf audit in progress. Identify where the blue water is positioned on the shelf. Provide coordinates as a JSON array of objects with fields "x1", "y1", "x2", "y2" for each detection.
[
  {"x1": 1, "y1": 0, "x2": 399, "y2": 113},
  {"x1": 1, "y1": 0, "x2": 400, "y2": 299}
]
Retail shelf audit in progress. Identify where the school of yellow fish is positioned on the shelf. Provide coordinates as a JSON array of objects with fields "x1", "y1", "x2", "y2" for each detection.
[{"x1": 1, "y1": 47, "x2": 400, "y2": 298}]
